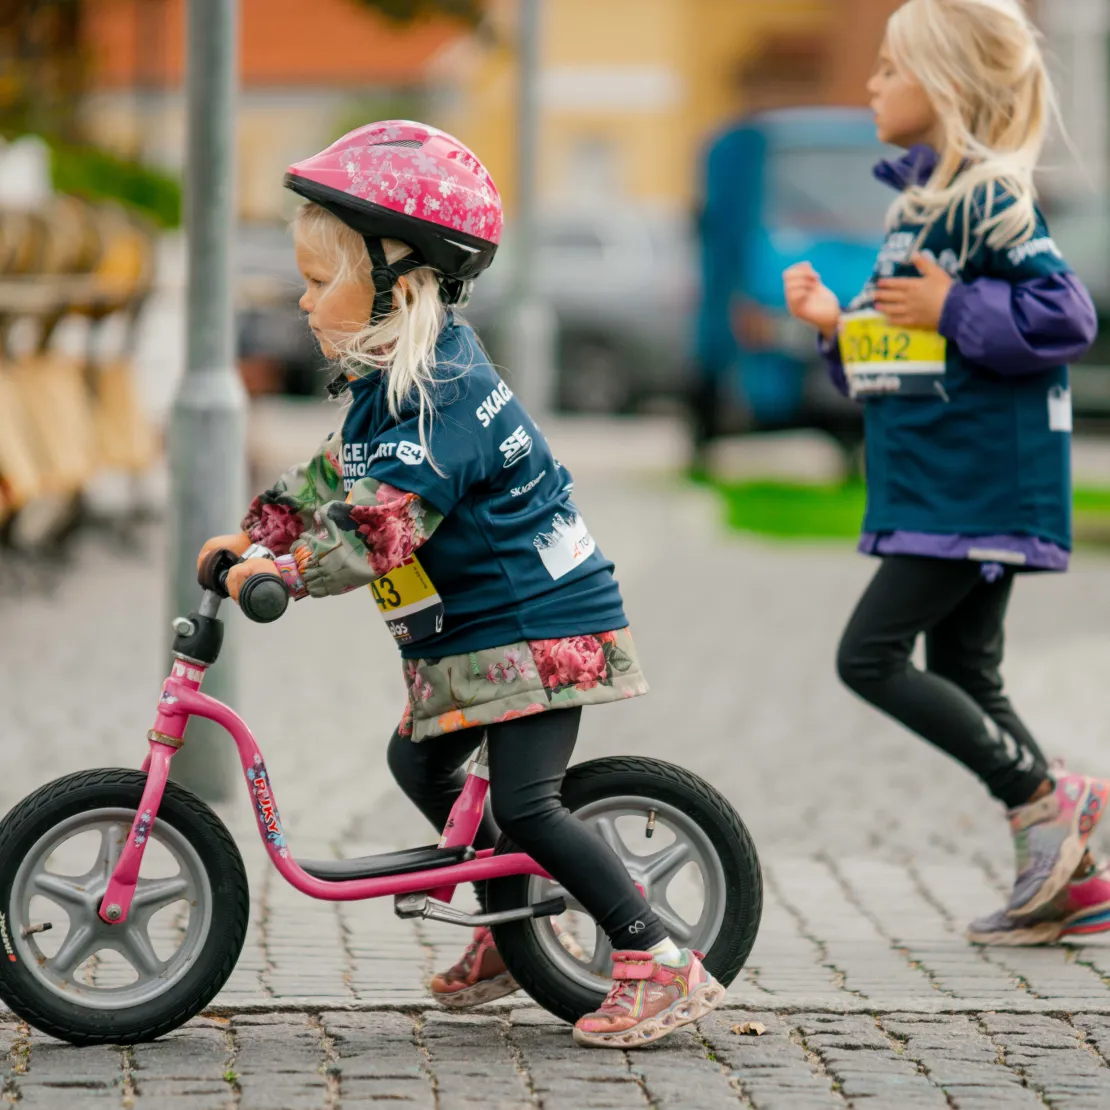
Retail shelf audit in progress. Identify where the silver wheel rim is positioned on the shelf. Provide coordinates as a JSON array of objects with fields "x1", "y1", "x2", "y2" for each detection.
[
  {"x1": 525, "y1": 795, "x2": 728, "y2": 992},
  {"x1": 9, "y1": 807, "x2": 213, "y2": 1010}
]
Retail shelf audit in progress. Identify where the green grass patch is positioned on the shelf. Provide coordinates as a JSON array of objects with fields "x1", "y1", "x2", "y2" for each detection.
[
  {"x1": 716, "y1": 479, "x2": 867, "y2": 539},
  {"x1": 1074, "y1": 487, "x2": 1110, "y2": 514},
  {"x1": 696, "y1": 475, "x2": 1110, "y2": 543}
]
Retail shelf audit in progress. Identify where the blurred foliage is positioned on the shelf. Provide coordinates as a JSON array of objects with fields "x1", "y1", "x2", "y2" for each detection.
[
  {"x1": 50, "y1": 141, "x2": 181, "y2": 228},
  {"x1": 352, "y1": 0, "x2": 483, "y2": 24},
  {"x1": 0, "y1": 3, "x2": 178, "y2": 226},
  {"x1": 0, "y1": 0, "x2": 84, "y2": 142}
]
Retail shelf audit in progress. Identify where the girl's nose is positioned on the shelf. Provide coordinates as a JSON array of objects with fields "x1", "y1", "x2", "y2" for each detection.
[{"x1": 299, "y1": 290, "x2": 312, "y2": 312}]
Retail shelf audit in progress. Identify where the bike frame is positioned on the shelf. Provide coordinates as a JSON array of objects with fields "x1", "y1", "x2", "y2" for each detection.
[{"x1": 97, "y1": 657, "x2": 550, "y2": 926}]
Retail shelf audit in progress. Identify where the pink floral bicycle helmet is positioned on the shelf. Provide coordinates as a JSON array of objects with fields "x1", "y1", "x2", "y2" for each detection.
[{"x1": 285, "y1": 120, "x2": 502, "y2": 320}]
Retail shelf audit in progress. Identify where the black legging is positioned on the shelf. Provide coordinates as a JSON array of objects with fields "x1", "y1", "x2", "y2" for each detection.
[
  {"x1": 837, "y1": 556, "x2": 1049, "y2": 809},
  {"x1": 387, "y1": 707, "x2": 668, "y2": 949}
]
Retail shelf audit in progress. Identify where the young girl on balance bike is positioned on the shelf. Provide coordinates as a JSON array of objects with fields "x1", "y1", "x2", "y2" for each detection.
[{"x1": 0, "y1": 122, "x2": 762, "y2": 1048}]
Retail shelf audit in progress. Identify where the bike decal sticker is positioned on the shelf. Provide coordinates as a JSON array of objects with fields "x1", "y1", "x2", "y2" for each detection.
[
  {"x1": 0, "y1": 913, "x2": 16, "y2": 962},
  {"x1": 132, "y1": 809, "x2": 153, "y2": 849},
  {"x1": 247, "y1": 756, "x2": 288, "y2": 857},
  {"x1": 171, "y1": 661, "x2": 206, "y2": 684}
]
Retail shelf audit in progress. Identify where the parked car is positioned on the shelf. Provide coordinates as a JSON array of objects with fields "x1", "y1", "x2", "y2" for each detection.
[
  {"x1": 235, "y1": 223, "x2": 328, "y2": 397},
  {"x1": 462, "y1": 206, "x2": 696, "y2": 413},
  {"x1": 234, "y1": 211, "x2": 696, "y2": 411},
  {"x1": 1048, "y1": 206, "x2": 1110, "y2": 432}
]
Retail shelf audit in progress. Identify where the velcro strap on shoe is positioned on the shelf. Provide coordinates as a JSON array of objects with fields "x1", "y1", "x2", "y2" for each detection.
[
  {"x1": 1009, "y1": 794, "x2": 1059, "y2": 831},
  {"x1": 611, "y1": 951, "x2": 655, "y2": 980}
]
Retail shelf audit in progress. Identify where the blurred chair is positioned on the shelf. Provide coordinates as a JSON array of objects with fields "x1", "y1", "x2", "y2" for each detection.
[{"x1": 0, "y1": 192, "x2": 158, "y2": 574}]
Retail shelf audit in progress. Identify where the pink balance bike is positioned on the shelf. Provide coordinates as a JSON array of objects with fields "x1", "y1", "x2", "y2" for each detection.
[{"x1": 0, "y1": 551, "x2": 762, "y2": 1045}]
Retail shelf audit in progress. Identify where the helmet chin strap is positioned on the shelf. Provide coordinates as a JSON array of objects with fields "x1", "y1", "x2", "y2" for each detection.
[
  {"x1": 363, "y1": 236, "x2": 473, "y2": 319},
  {"x1": 324, "y1": 236, "x2": 465, "y2": 397},
  {"x1": 363, "y1": 236, "x2": 426, "y2": 322}
]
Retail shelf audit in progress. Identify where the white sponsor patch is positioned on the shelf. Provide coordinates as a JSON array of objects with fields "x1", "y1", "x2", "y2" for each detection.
[
  {"x1": 511, "y1": 470, "x2": 546, "y2": 497},
  {"x1": 1008, "y1": 237, "x2": 1063, "y2": 267},
  {"x1": 500, "y1": 425, "x2": 533, "y2": 468},
  {"x1": 1048, "y1": 385, "x2": 1072, "y2": 433},
  {"x1": 396, "y1": 441, "x2": 427, "y2": 465},
  {"x1": 533, "y1": 512, "x2": 595, "y2": 580},
  {"x1": 476, "y1": 380, "x2": 514, "y2": 427}
]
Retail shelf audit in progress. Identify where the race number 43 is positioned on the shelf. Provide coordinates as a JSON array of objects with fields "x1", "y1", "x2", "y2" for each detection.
[{"x1": 369, "y1": 555, "x2": 445, "y2": 644}]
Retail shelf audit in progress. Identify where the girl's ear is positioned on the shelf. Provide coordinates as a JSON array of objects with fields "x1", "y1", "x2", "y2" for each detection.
[{"x1": 396, "y1": 275, "x2": 415, "y2": 306}]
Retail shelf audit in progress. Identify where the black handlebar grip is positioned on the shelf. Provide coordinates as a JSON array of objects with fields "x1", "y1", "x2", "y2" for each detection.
[
  {"x1": 237, "y1": 574, "x2": 290, "y2": 623},
  {"x1": 198, "y1": 548, "x2": 239, "y2": 597}
]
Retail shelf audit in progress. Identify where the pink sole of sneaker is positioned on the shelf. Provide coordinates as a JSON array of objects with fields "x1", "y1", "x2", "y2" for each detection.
[
  {"x1": 1065, "y1": 914, "x2": 1110, "y2": 938},
  {"x1": 967, "y1": 914, "x2": 1110, "y2": 946},
  {"x1": 433, "y1": 972, "x2": 520, "y2": 1011},
  {"x1": 571, "y1": 981, "x2": 728, "y2": 1049},
  {"x1": 1010, "y1": 779, "x2": 1110, "y2": 918}
]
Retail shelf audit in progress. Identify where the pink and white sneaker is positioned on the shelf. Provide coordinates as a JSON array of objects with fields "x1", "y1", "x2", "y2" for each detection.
[
  {"x1": 969, "y1": 861, "x2": 1110, "y2": 946},
  {"x1": 573, "y1": 949, "x2": 726, "y2": 1049},
  {"x1": 430, "y1": 922, "x2": 584, "y2": 1011},
  {"x1": 430, "y1": 926, "x2": 519, "y2": 1010},
  {"x1": 1005, "y1": 772, "x2": 1110, "y2": 917}
]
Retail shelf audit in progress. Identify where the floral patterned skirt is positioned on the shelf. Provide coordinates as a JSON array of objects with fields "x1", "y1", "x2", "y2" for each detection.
[{"x1": 398, "y1": 627, "x2": 649, "y2": 743}]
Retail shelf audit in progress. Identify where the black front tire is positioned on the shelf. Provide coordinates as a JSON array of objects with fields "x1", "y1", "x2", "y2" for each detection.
[
  {"x1": 0, "y1": 769, "x2": 249, "y2": 1045},
  {"x1": 486, "y1": 756, "x2": 762, "y2": 1024}
]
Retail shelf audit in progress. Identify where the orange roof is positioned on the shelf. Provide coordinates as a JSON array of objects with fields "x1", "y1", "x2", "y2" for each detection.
[{"x1": 83, "y1": 0, "x2": 465, "y2": 89}]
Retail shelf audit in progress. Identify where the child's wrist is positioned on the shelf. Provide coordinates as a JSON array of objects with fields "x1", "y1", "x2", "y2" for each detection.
[{"x1": 274, "y1": 554, "x2": 309, "y2": 600}]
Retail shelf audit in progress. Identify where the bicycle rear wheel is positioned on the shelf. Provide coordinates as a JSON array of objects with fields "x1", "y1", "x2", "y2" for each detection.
[{"x1": 486, "y1": 756, "x2": 762, "y2": 1023}]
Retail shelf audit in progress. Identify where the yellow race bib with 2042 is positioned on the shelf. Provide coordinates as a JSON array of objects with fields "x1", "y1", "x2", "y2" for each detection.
[{"x1": 839, "y1": 310, "x2": 948, "y2": 398}]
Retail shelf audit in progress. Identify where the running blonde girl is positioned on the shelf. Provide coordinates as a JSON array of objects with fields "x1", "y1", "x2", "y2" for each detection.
[{"x1": 784, "y1": 0, "x2": 1110, "y2": 945}]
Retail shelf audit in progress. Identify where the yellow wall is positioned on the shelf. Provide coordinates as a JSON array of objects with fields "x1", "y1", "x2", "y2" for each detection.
[{"x1": 443, "y1": 0, "x2": 830, "y2": 215}]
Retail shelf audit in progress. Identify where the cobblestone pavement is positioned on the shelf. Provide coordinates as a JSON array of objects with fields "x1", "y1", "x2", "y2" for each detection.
[
  {"x1": 3, "y1": 415, "x2": 1110, "y2": 1107},
  {"x1": 9, "y1": 1010, "x2": 1110, "y2": 1108}
]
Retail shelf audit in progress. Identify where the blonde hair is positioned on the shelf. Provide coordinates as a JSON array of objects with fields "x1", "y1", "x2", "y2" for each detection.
[
  {"x1": 291, "y1": 202, "x2": 446, "y2": 460},
  {"x1": 885, "y1": 0, "x2": 1057, "y2": 263}
]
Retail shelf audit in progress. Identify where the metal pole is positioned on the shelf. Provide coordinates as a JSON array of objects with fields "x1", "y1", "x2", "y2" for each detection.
[
  {"x1": 167, "y1": 0, "x2": 245, "y2": 800},
  {"x1": 503, "y1": 0, "x2": 556, "y2": 418}
]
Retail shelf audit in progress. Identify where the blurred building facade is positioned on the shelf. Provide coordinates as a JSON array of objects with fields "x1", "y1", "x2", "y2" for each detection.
[
  {"x1": 438, "y1": 0, "x2": 837, "y2": 216},
  {"x1": 78, "y1": 0, "x2": 460, "y2": 221},
  {"x1": 74, "y1": 0, "x2": 1110, "y2": 242},
  {"x1": 73, "y1": 0, "x2": 1110, "y2": 223},
  {"x1": 74, "y1": 0, "x2": 910, "y2": 223}
]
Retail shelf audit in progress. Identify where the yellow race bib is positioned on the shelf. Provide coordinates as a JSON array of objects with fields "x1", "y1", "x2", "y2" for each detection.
[
  {"x1": 370, "y1": 555, "x2": 445, "y2": 645},
  {"x1": 839, "y1": 310, "x2": 947, "y2": 398}
]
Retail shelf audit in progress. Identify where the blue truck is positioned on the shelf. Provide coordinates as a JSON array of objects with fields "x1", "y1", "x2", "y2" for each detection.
[{"x1": 694, "y1": 106, "x2": 894, "y2": 454}]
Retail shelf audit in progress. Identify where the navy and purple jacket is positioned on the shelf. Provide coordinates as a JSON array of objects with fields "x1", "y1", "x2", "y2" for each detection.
[{"x1": 820, "y1": 145, "x2": 1097, "y2": 572}]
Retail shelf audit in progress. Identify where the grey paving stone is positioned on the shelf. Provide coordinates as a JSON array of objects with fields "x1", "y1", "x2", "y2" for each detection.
[
  {"x1": 698, "y1": 1011, "x2": 843, "y2": 1108},
  {"x1": 233, "y1": 1014, "x2": 327, "y2": 1110},
  {"x1": 6, "y1": 429, "x2": 1110, "y2": 1102}
]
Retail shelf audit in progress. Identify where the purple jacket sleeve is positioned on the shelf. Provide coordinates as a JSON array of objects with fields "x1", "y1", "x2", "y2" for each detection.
[
  {"x1": 938, "y1": 272, "x2": 1097, "y2": 376},
  {"x1": 818, "y1": 333, "x2": 850, "y2": 396}
]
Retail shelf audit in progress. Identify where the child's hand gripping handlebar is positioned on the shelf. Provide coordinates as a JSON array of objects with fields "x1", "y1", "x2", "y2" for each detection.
[{"x1": 197, "y1": 546, "x2": 289, "y2": 623}]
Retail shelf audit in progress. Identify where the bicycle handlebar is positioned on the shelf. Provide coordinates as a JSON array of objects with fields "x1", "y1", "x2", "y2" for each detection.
[
  {"x1": 236, "y1": 574, "x2": 289, "y2": 623},
  {"x1": 196, "y1": 548, "x2": 290, "y2": 624}
]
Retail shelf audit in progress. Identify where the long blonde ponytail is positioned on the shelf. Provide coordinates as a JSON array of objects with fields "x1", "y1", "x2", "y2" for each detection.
[{"x1": 886, "y1": 0, "x2": 1058, "y2": 263}]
